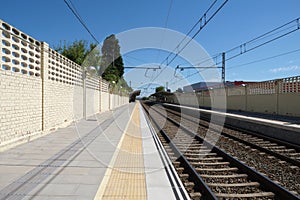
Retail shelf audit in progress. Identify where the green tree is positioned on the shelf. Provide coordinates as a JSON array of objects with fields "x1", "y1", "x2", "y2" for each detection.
[
  {"x1": 54, "y1": 37, "x2": 131, "y2": 92},
  {"x1": 100, "y1": 34, "x2": 124, "y2": 83},
  {"x1": 55, "y1": 40, "x2": 98, "y2": 66},
  {"x1": 155, "y1": 86, "x2": 165, "y2": 93},
  {"x1": 55, "y1": 40, "x2": 101, "y2": 76}
]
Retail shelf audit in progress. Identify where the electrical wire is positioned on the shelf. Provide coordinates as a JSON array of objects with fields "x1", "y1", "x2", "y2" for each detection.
[
  {"x1": 154, "y1": 0, "x2": 228, "y2": 79},
  {"x1": 164, "y1": 0, "x2": 174, "y2": 28},
  {"x1": 154, "y1": 0, "x2": 174, "y2": 64},
  {"x1": 169, "y1": 43, "x2": 300, "y2": 87},
  {"x1": 170, "y1": 17, "x2": 300, "y2": 86},
  {"x1": 217, "y1": 17, "x2": 300, "y2": 64},
  {"x1": 123, "y1": 54, "x2": 150, "y2": 64},
  {"x1": 63, "y1": 0, "x2": 100, "y2": 44},
  {"x1": 227, "y1": 48, "x2": 300, "y2": 70},
  {"x1": 184, "y1": 17, "x2": 300, "y2": 69},
  {"x1": 145, "y1": 0, "x2": 229, "y2": 93}
]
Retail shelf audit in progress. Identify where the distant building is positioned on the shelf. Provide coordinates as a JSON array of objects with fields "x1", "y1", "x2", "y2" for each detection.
[{"x1": 183, "y1": 82, "x2": 222, "y2": 92}]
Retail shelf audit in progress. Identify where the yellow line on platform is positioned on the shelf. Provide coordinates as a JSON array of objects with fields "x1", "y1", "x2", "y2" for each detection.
[{"x1": 94, "y1": 102, "x2": 147, "y2": 200}]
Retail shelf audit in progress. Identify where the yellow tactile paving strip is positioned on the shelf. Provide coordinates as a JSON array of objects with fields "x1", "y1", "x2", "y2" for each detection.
[{"x1": 94, "y1": 103, "x2": 147, "y2": 200}]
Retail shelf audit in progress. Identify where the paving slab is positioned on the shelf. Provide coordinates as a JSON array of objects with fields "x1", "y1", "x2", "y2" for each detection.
[
  {"x1": 0, "y1": 104, "x2": 134, "y2": 199},
  {"x1": 0, "y1": 102, "x2": 186, "y2": 199}
]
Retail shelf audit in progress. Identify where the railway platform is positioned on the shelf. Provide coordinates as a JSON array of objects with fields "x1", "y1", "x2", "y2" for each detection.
[
  {"x1": 0, "y1": 102, "x2": 187, "y2": 200},
  {"x1": 163, "y1": 103, "x2": 300, "y2": 146}
]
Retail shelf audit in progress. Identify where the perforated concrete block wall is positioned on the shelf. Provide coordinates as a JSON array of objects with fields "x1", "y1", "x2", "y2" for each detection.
[
  {"x1": 42, "y1": 44, "x2": 84, "y2": 129},
  {"x1": 0, "y1": 19, "x2": 128, "y2": 148},
  {"x1": 0, "y1": 20, "x2": 42, "y2": 146}
]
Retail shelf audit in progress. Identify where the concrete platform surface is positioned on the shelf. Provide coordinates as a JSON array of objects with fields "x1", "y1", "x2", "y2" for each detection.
[
  {"x1": 163, "y1": 102, "x2": 300, "y2": 146},
  {"x1": 0, "y1": 102, "x2": 183, "y2": 200}
]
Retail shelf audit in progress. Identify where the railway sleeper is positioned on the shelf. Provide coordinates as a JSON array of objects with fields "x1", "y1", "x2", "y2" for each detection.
[
  {"x1": 215, "y1": 192, "x2": 275, "y2": 199},
  {"x1": 185, "y1": 153, "x2": 218, "y2": 159},
  {"x1": 165, "y1": 148, "x2": 173, "y2": 153},
  {"x1": 184, "y1": 147, "x2": 211, "y2": 151},
  {"x1": 257, "y1": 142, "x2": 277, "y2": 146},
  {"x1": 183, "y1": 181, "x2": 195, "y2": 192},
  {"x1": 196, "y1": 167, "x2": 239, "y2": 172},
  {"x1": 200, "y1": 174, "x2": 248, "y2": 179},
  {"x1": 191, "y1": 163, "x2": 230, "y2": 169},
  {"x1": 164, "y1": 146, "x2": 172, "y2": 151},
  {"x1": 176, "y1": 142, "x2": 204, "y2": 146},
  {"x1": 234, "y1": 135, "x2": 253, "y2": 139},
  {"x1": 249, "y1": 137, "x2": 263, "y2": 141},
  {"x1": 273, "y1": 149, "x2": 296, "y2": 153},
  {"x1": 204, "y1": 178, "x2": 250, "y2": 185},
  {"x1": 177, "y1": 145, "x2": 207, "y2": 149},
  {"x1": 184, "y1": 151, "x2": 214, "y2": 157},
  {"x1": 190, "y1": 161, "x2": 230, "y2": 166},
  {"x1": 174, "y1": 141, "x2": 196, "y2": 145},
  {"x1": 207, "y1": 182, "x2": 260, "y2": 188},
  {"x1": 286, "y1": 152, "x2": 300, "y2": 156},
  {"x1": 169, "y1": 156, "x2": 179, "y2": 161},
  {"x1": 172, "y1": 161, "x2": 180, "y2": 166},
  {"x1": 267, "y1": 146, "x2": 287, "y2": 149},
  {"x1": 252, "y1": 140, "x2": 272, "y2": 144},
  {"x1": 177, "y1": 148, "x2": 209, "y2": 152},
  {"x1": 201, "y1": 174, "x2": 249, "y2": 184},
  {"x1": 171, "y1": 135, "x2": 193, "y2": 139},
  {"x1": 190, "y1": 156, "x2": 223, "y2": 162},
  {"x1": 189, "y1": 192, "x2": 201, "y2": 200},
  {"x1": 179, "y1": 150, "x2": 210, "y2": 154},
  {"x1": 176, "y1": 167, "x2": 185, "y2": 173},
  {"x1": 212, "y1": 185, "x2": 266, "y2": 196},
  {"x1": 179, "y1": 173, "x2": 189, "y2": 180},
  {"x1": 247, "y1": 139, "x2": 265, "y2": 143}
]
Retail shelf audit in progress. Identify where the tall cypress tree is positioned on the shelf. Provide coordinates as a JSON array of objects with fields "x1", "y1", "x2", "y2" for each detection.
[{"x1": 100, "y1": 34, "x2": 124, "y2": 83}]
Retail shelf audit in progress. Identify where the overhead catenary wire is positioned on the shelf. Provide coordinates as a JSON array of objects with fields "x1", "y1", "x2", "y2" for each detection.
[
  {"x1": 227, "y1": 48, "x2": 300, "y2": 70},
  {"x1": 63, "y1": 0, "x2": 100, "y2": 44},
  {"x1": 217, "y1": 17, "x2": 300, "y2": 64},
  {"x1": 169, "y1": 17, "x2": 300, "y2": 86},
  {"x1": 154, "y1": 0, "x2": 174, "y2": 64},
  {"x1": 153, "y1": 0, "x2": 228, "y2": 79},
  {"x1": 144, "y1": 0, "x2": 229, "y2": 93},
  {"x1": 164, "y1": 0, "x2": 174, "y2": 28},
  {"x1": 170, "y1": 48, "x2": 300, "y2": 86}
]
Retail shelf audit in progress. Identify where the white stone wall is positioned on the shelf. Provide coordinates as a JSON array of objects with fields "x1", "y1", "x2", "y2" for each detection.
[
  {"x1": 0, "y1": 20, "x2": 43, "y2": 148},
  {"x1": 0, "y1": 70, "x2": 42, "y2": 145},
  {"x1": 86, "y1": 88, "x2": 99, "y2": 117},
  {"x1": 0, "y1": 20, "x2": 129, "y2": 149},
  {"x1": 100, "y1": 92, "x2": 110, "y2": 112},
  {"x1": 43, "y1": 81, "x2": 77, "y2": 129}
]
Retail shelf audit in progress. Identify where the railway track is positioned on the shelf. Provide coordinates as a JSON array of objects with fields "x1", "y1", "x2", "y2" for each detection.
[
  {"x1": 142, "y1": 102, "x2": 300, "y2": 199},
  {"x1": 164, "y1": 104, "x2": 300, "y2": 167},
  {"x1": 160, "y1": 104, "x2": 300, "y2": 195}
]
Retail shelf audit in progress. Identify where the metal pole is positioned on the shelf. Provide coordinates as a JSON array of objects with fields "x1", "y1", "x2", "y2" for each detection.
[{"x1": 222, "y1": 52, "x2": 225, "y2": 83}]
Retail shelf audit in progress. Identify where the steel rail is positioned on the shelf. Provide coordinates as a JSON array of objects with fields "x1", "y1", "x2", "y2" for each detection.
[
  {"x1": 163, "y1": 105, "x2": 300, "y2": 167},
  {"x1": 142, "y1": 103, "x2": 218, "y2": 200},
  {"x1": 143, "y1": 102, "x2": 300, "y2": 200}
]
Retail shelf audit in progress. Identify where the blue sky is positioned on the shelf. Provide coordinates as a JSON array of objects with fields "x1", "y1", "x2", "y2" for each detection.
[{"x1": 1, "y1": 0, "x2": 300, "y2": 95}]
